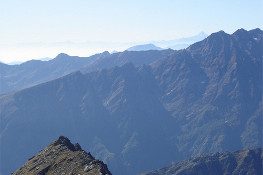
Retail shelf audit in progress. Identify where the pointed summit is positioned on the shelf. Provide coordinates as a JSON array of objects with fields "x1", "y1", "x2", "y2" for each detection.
[
  {"x1": 52, "y1": 136, "x2": 82, "y2": 152},
  {"x1": 53, "y1": 53, "x2": 70, "y2": 60},
  {"x1": 56, "y1": 53, "x2": 69, "y2": 57},
  {"x1": 232, "y1": 28, "x2": 249, "y2": 38},
  {"x1": 12, "y1": 136, "x2": 112, "y2": 175}
]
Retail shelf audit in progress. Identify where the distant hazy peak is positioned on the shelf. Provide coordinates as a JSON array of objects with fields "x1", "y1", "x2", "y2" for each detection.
[
  {"x1": 101, "y1": 51, "x2": 110, "y2": 55},
  {"x1": 55, "y1": 52, "x2": 70, "y2": 58},
  {"x1": 198, "y1": 31, "x2": 207, "y2": 37},
  {"x1": 249, "y1": 28, "x2": 263, "y2": 33},
  {"x1": 126, "y1": 43, "x2": 163, "y2": 51}
]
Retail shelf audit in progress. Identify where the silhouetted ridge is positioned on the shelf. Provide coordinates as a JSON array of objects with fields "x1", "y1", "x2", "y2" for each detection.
[
  {"x1": 186, "y1": 30, "x2": 231, "y2": 55},
  {"x1": 55, "y1": 53, "x2": 69, "y2": 58},
  {"x1": 102, "y1": 51, "x2": 110, "y2": 55},
  {"x1": 248, "y1": 28, "x2": 263, "y2": 38},
  {"x1": 232, "y1": 28, "x2": 252, "y2": 41},
  {"x1": 0, "y1": 49, "x2": 174, "y2": 94},
  {"x1": 233, "y1": 28, "x2": 247, "y2": 34}
]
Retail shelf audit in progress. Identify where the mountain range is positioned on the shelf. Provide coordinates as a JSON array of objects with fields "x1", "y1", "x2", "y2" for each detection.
[
  {"x1": 0, "y1": 32, "x2": 208, "y2": 94},
  {"x1": 0, "y1": 52, "x2": 102, "y2": 94},
  {"x1": 0, "y1": 49, "x2": 173, "y2": 94},
  {"x1": 0, "y1": 28, "x2": 262, "y2": 175},
  {"x1": 0, "y1": 32, "x2": 207, "y2": 66}
]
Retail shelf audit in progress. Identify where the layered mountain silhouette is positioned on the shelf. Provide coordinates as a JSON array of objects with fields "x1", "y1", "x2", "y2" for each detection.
[
  {"x1": 0, "y1": 52, "x2": 103, "y2": 94},
  {"x1": 0, "y1": 49, "x2": 173, "y2": 94},
  {"x1": 0, "y1": 28, "x2": 262, "y2": 175},
  {"x1": 12, "y1": 136, "x2": 111, "y2": 175},
  {"x1": 142, "y1": 147, "x2": 263, "y2": 175}
]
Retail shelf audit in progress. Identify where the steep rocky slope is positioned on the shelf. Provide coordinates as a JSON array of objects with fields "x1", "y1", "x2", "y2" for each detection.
[
  {"x1": 0, "y1": 64, "x2": 177, "y2": 175},
  {"x1": 152, "y1": 28, "x2": 263, "y2": 156},
  {"x1": 142, "y1": 148, "x2": 263, "y2": 175},
  {"x1": 12, "y1": 136, "x2": 111, "y2": 175}
]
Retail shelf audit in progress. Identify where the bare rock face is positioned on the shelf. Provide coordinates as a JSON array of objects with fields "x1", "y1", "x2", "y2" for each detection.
[
  {"x1": 142, "y1": 147, "x2": 263, "y2": 175},
  {"x1": 12, "y1": 136, "x2": 112, "y2": 175}
]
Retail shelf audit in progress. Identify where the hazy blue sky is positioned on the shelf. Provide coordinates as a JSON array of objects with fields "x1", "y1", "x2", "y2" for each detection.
[{"x1": 0, "y1": 0, "x2": 262, "y2": 62}]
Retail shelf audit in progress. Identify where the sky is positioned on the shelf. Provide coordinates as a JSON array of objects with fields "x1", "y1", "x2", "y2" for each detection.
[{"x1": 0, "y1": 0, "x2": 262, "y2": 63}]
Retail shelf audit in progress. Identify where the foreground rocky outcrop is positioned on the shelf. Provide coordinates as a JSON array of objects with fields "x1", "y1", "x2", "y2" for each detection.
[
  {"x1": 12, "y1": 136, "x2": 111, "y2": 175},
  {"x1": 142, "y1": 147, "x2": 263, "y2": 175}
]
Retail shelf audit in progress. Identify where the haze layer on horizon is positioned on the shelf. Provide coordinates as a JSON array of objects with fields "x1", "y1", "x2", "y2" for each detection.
[{"x1": 0, "y1": 0, "x2": 262, "y2": 63}]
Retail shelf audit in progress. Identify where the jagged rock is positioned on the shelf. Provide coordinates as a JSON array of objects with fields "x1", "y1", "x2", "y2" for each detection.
[
  {"x1": 12, "y1": 136, "x2": 112, "y2": 175},
  {"x1": 142, "y1": 148, "x2": 263, "y2": 175}
]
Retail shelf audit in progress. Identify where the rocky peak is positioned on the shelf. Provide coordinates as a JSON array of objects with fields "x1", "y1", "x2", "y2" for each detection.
[
  {"x1": 187, "y1": 30, "x2": 231, "y2": 54},
  {"x1": 12, "y1": 136, "x2": 112, "y2": 175},
  {"x1": 232, "y1": 28, "x2": 251, "y2": 41},
  {"x1": 248, "y1": 28, "x2": 263, "y2": 38},
  {"x1": 52, "y1": 136, "x2": 82, "y2": 152},
  {"x1": 233, "y1": 28, "x2": 248, "y2": 35},
  {"x1": 52, "y1": 53, "x2": 71, "y2": 62}
]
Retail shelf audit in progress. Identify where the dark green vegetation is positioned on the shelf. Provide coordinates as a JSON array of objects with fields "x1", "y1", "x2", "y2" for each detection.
[
  {"x1": 142, "y1": 148, "x2": 263, "y2": 175},
  {"x1": 13, "y1": 136, "x2": 111, "y2": 175},
  {"x1": 0, "y1": 28, "x2": 262, "y2": 175}
]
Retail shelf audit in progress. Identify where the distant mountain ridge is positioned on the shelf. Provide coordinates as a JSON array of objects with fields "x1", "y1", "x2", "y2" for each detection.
[
  {"x1": 0, "y1": 49, "x2": 174, "y2": 94},
  {"x1": 0, "y1": 32, "x2": 208, "y2": 94},
  {"x1": 142, "y1": 147, "x2": 263, "y2": 175},
  {"x1": 0, "y1": 52, "x2": 104, "y2": 94},
  {"x1": 126, "y1": 44, "x2": 163, "y2": 51},
  {"x1": 125, "y1": 32, "x2": 208, "y2": 51},
  {"x1": 0, "y1": 28, "x2": 262, "y2": 175},
  {"x1": 153, "y1": 32, "x2": 208, "y2": 49}
]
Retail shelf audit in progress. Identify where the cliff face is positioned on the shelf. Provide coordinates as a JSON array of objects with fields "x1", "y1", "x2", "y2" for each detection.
[
  {"x1": 142, "y1": 148, "x2": 263, "y2": 175},
  {"x1": 12, "y1": 136, "x2": 112, "y2": 175}
]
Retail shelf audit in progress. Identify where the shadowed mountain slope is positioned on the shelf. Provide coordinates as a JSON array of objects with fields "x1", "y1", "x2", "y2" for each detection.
[
  {"x1": 81, "y1": 49, "x2": 174, "y2": 73},
  {"x1": 151, "y1": 28, "x2": 263, "y2": 156},
  {"x1": 0, "y1": 28, "x2": 262, "y2": 175},
  {"x1": 0, "y1": 64, "x2": 177, "y2": 175},
  {"x1": 142, "y1": 147, "x2": 263, "y2": 175},
  {"x1": 12, "y1": 136, "x2": 111, "y2": 175}
]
